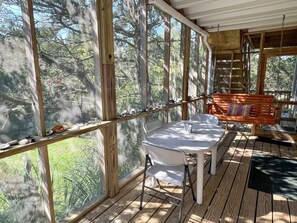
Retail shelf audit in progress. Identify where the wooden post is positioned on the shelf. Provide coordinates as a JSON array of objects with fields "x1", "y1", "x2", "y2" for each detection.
[
  {"x1": 182, "y1": 26, "x2": 191, "y2": 120},
  {"x1": 97, "y1": 0, "x2": 118, "y2": 197},
  {"x1": 91, "y1": 0, "x2": 107, "y2": 198},
  {"x1": 256, "y1": 32, "x2": 265, "y2": 95},
  {"x1": 203, "y1": 48, "x2": 209, "y2": 113},
  {"x1": 140, "y1": 0, "x2": 148, "y2": 110},
  {"x1": 259, "y1": 56, "x2": 267, "y2": 95},
  {"x1": 291, "y1": 57, "x2": 297, "y2": 101},
  {"x1": 194, "y1": 33, "x2": 200, "y2": 114},
  {"x1": 253, "y1": 33, "x2": 266, "y2": 134},
  {"x1": 163, "y1": 13, "x2": 171, "y2": 123},
  {"x1": 247, "y1": 43, "x2": 251, "y2": 94},
  {"x1": 21, "y1": 0, "x2": 55, "y2": 222},
  {"x1": 229, "y1": 52, "x2": 234, "y2": 93}
]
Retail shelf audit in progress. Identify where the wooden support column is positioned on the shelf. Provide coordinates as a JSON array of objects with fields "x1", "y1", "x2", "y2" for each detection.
[
  {"x1": 203, "y1": 48, "x2": 209, "y2": 113},
  {"x1": 259, "y1": 55, "x2": 267, "y2": 95},
  {"x1": 140, "y1": 0, "x2": 148, "y2": 110},
  {"x1": 194, "y1": 33, "x2": 200, "y2": 114},
  {"x1": 163, "y1": 13, "x2": 171, "y2": 123},
  {"x1": 97, "y1": 0, "x2": 118, "y2": 197},
  {"x1": 253, "y1": 33, "x2": 266, "y2": 134},
  {"x1": 139, "y1": 0, "x2": 149, "y2": 132},
  {"x1": 229, "y1": 52, "x2": 234, "y2": 93},
  {"x1": 256, "y1": 32, "x2": 266, "y2": 95},
  {"x1": 91, "y1": 0, "x2": 106, "y2": 198},
  {"x1": 182, "y1": 26, "x2": 191, "y2": 120},
  {"x1": 247, "y1": 43, "x2": 251, "y2": 94},
  {"x1": 291, "y1": 57, "x2": 297, "y2": 101},
  {"x1": 21, "y1": 0, "x2": 55, "y2": 222}
]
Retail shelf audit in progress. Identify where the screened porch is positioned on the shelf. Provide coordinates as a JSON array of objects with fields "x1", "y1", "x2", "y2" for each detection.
[{"x1": 0, "y1": 0, "x2": 297, "y2": 223}]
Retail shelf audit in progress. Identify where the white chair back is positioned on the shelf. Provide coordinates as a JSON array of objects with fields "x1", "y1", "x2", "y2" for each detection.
[
  {"x1": 144, "y1": 120, "x2": 163, "y2": 133},
  {"x1": 191, "y1": 114, "x2": 219, "y2": 125},
  {"x1": 142, "y1": 142, "x2": 188, "y2": 166},
  {"x1": 143, "y1": 119, "x2": 163, "y2": 140}
]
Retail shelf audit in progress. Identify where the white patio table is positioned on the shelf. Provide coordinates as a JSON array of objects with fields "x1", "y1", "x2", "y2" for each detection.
[{"x1": 143, "y1": 120, "x2": 225, "y2": 204}]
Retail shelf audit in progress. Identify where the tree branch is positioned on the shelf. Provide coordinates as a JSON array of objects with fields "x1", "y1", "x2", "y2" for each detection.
[{"x1": 0, "y1": 92, "x2": 31, "y2": 106}]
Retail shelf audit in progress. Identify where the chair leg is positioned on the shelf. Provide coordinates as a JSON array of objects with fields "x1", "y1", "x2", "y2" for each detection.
[
  {"x1": 179, "y1": 165, "x2": 187, "y2": 223},
  {"x1": 148, "y1": 158, "x2": 161, "y2": 188},
  {"x1": 140, "y1": 156, "x2": 149, "y2": 210},
  {"x1": 208, "y1": 159, "x2": 212, "y2": 174},
  {"x1": 187, "y1": 167, "x2": 196, "y2": 201}
]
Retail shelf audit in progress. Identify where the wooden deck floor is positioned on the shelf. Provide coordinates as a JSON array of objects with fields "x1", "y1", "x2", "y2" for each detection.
[{"x1": 78, "y1": 127, "x2": 297, "y2": 223}]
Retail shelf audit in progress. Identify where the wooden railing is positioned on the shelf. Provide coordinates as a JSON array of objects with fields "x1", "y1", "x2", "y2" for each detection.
[
  {"x1": 276, "y1": 100, "x2": 297, "y2": 121},
  {"x1": 250, "y1": 90, "x2": 292, "y2": 101},
  {"x1": 264, "y1": 90, "x2": 292, "y2": 101}
]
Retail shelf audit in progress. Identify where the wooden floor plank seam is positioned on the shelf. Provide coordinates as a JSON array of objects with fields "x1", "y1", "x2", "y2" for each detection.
[
  {"x1": 182, "y1": 132, "x2": 241, "y2": 222},
  {"x1": 219, "y1": 134, "x2": 255, "y2": 223},
  {"x1": 76, "y1": 128, "x2": 297, "y2": 223},
  {"x1": 201, "y1": 131, "x2": 250, "y2": 222}
]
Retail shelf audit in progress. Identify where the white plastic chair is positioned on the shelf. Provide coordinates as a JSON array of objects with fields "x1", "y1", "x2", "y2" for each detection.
[
  {"x1": 143, "y1": 119, "x2": 163, "y2": 138},
  {"x1": 139, "y1": 142, "x2": 196, "y2": 223},
  {"x1": 190, "y1": 113, "x2": 219, "y2": 125}
]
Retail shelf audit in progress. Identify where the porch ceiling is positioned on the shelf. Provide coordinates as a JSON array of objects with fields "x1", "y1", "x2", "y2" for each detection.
[{"x1": 169, "y1": 0, "x2": 297, "y2": 33}]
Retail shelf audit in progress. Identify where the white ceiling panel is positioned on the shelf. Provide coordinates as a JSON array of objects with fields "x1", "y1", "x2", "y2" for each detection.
[{"x1": 168, "y1": 0, "x2": 297, "y2": 32}]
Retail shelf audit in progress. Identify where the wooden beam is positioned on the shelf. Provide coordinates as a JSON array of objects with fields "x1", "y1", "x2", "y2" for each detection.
[
  {"x1": 163, "y1": 13, "x2": 170, "y2": 123},
  {"x1": 194, "y1": 32, "x2": 200, "y2": 113},
  {"x1": 0, "y1": 98, "x2": 204, "y2": 160},
  {"x1": 91, "y1": 0, "x2": 107, "y2": 204},
  {"x1": 182, "y1": 26, "x2": 191, "y2": 120},
  {"x1": 203, "y1": 47, "x2": 209, "y2": 113},
  {"x1": 229, "y1": 52, "x2": 234, "y2": 93},
  {"x1": 140, "y1": 0, "x2": 148, "y2": 109},
  {"x1": 259, "y1": 56, "x2": 267, "y2": 95},
  {"x1": 264, "y1": 47, "x2": 297, "y2": 57},
  {"x1": 97, "y1": 0, "x2": 118, "y2": 197},
  {"x1": 21, "y1": 0, "x2": 55, "y2": 222},
  {"x1": 256, "y1": 32, "x2": 265, "y2": 95}
]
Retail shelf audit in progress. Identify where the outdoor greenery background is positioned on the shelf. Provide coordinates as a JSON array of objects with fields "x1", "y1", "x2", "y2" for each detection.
[{"x1": 0, "y1": 0, "x2": 296, "y2": 222}]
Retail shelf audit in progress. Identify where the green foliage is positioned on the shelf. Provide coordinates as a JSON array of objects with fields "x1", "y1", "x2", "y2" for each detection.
[
  {"x1": 265, "y1": 56, "x2": 296, "y2": 91},
  {"x1": 0, "y1": 136, "x2": 104, "y2": 222}
]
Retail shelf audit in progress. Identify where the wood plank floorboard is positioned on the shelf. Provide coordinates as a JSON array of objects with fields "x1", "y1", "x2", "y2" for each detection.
[{"x1": 75, "y1": 129, "x2": 297, "y2": 223}]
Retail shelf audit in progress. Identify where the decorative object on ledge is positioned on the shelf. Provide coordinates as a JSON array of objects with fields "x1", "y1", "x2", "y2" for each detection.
[
  {"x1": 51, "y1": 124, "x2": 68, "y2": 133},
  {"x1": 0, "y1": 143, "x2": 10, "y2": 150},
  {"x1": 177, "y1": 98, "x2": 182, "y2": 103},
  {"x1": 8, "y1": 140, "x2": 18, "y2": 146},
  {"x1": 46, "y1": 130, "x2": 54, "y2": 136},
  {"x1": 146, "y1": 106, "x2": 153, "y2": 112},
  {"x1": 18, "y1": 136, "x2": 35, "y2": 145},
  {"x1": 120, "y1": 110, "x2": 129, "y2": 117},
  {"x1": 88, "y1": 118, "x2": 101, "y2": 124},
  {"x1": 168, "y1": 99, "x2": 175, "y2": 104}
]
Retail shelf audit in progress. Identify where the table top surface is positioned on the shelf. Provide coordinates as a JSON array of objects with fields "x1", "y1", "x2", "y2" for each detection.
[{"x1": 143, "y1": 121, "x2": 225, "y2": 153}]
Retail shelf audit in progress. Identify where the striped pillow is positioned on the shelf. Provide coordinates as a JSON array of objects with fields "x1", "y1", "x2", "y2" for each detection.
[{"x1": 227, "y1": 104, "x2": 252, "y2": 116}]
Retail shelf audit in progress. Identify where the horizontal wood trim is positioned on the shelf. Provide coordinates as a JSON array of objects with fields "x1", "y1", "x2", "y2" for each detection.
[
  {"x1": 264, "y1": 47, "x2": 297, "y2": 57},
  {"x1": 216, "y1": 61, "x2": 242, "y2": 68},
  {"x1": 217, "y1": 69, "x2": 243, "y2": 76},
  {"x1": 213, "y1": 50, "x2": 241, "y2": 55},
  {"x1": 0, "y1": 121, "x2": 111, "y2": 159},
  {"x1": 216, "y1": 54, "x2": 242, "y2": 61},
  {"x1": 218, "y1": 77, "x2": 247, "y2": 82},
  {"x1": 0, "y1": 98, "x2": 204, "y2": 160},
  {"x1": 277, "y1": 100, "x2": 297, "y2": 106}
]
